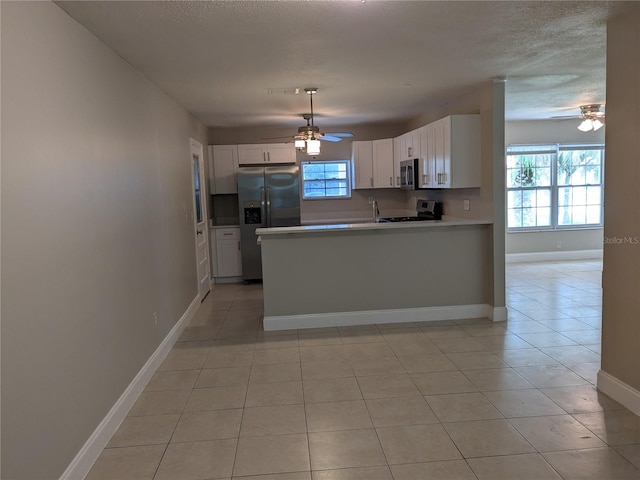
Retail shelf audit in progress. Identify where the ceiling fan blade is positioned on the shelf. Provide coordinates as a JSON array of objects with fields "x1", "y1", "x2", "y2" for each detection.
[
  {"x1": 320, "y1": 135, "x2": 343, "y2": 142},
  {"x1": 324, "y1": 132, "x2": 354, "y2": 138},
  {"x1": 261, "y1": 135, "x2": 294, "y2": 140}
]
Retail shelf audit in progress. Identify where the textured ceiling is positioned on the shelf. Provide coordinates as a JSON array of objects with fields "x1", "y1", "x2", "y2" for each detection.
[{"x1": 55, "y1": 1, "x2": 630, "y2": 128}]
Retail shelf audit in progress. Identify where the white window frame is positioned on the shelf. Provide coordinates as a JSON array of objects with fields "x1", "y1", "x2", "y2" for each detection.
[
  {"x1": 301, "y1": 160, "x2": 352, "y2": 200},
  {"x1": 507, "y1": 143, "x2": 604, "y2": 232}
]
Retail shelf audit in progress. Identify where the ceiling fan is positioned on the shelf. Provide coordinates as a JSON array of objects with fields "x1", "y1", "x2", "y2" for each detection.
[
  {"x1": 265, "y1": 87, "x2": 354, "y2": 155},
  {"x1": 554, "y1": 104, "x2": 605, "y2": 132}
]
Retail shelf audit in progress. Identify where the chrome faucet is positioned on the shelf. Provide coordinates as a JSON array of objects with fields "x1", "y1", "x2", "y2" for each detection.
[{"x1": 372, "y1": 199, "x2": 380, "y2": 222}]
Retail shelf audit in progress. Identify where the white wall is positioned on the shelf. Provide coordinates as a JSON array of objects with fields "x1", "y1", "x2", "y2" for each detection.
[
  {"x1": 504, "y1": 120, "x2": 605, "y2": 255},
  {"x1": 1, "y1": 2, "x2": 207, "y2": 478}
]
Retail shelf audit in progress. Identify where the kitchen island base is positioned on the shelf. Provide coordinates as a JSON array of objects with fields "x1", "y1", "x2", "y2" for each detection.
[{"x1": 257, "y1": 220, "x2": 506, "y2": 331}]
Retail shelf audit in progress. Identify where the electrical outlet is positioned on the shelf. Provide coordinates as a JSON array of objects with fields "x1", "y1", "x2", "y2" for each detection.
[
  {"x1": 368, "y1": 197, "x2": 374, "y2": 204},
  {"x1": 556, "y1": 241, "x2": 562, "y2": 249},
  {"x1": 463, "y1": 199, "x2": 470, "y2": 211},
  {"x1": 153, "y1": 312, "x2": 159, "y2": 327}
]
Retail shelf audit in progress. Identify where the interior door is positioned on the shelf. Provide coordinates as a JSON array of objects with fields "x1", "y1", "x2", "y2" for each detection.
[{"x1": 191, "y1": 139, "x2": 211, "y2": 300}]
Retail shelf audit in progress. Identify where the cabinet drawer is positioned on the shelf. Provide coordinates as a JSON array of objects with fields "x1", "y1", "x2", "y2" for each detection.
[{"x1": 215, "y1": 228, "x2": 240, "y2": 240}]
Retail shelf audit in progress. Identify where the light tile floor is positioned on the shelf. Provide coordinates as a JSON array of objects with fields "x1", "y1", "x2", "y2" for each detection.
[{"x1": 87, "y1": 260, "x2": 640, "y2": 480}]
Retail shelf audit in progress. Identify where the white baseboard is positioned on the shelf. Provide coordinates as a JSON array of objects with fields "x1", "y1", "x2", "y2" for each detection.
[
  {"x1": 597, "y1": 369, "x2": 640, "y2": 416},
  {"x1": 506, "y1": 249, "x2": 603, "y2": 263},
  {"x1": 489, "y1": 306, "x2": 509, "y2": 322},
  {"x1": 264, "y1": 304, "x2": 500, "y2": 331},
  {"x1": 60, "y1": 295, "x2": 201, "y2": 480}
]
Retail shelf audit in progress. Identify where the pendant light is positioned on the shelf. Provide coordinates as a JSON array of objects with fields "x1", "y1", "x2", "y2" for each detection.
[{"x1": 305, "y1": 88, "x2": 321, "y2": 156}]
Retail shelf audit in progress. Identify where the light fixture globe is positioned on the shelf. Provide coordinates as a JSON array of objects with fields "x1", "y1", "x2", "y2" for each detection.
[
  {"x1": 306, "y1": 138, "x2": 321, "y2": 156},
  {"x1": 578, "y1": 119, "x2": 593, "y2": 132},
  {"x1": 577, "y1": 104, "x2": 605, "y2": 132}
]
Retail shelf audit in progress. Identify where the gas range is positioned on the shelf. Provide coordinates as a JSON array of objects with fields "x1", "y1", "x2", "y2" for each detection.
[
  {"x1": 377, "y1": 199, "x2": 442, "y2": 223},
  {"x1": 377, "y1": 215, "x2": 433, "y2": 223}
]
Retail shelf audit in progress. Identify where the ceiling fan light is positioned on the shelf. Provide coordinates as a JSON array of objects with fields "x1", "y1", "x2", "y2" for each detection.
[
  {"x1": 578, "y1": 118, "x2": 593, "y2": 132},
  {"x1": 294, "y1": 138, "x2": 306, "y2": 150},
  {"x1": 592, "y1": 118, "x2": 604, "y2": 131},
  {"x1": 306, "y1": 139, "x2": 321, "y2": 156}
]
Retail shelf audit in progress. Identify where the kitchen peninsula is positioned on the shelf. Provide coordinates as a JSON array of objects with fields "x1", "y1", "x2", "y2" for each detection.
[{"x1": 257, "y1": 218, "x2": 504, "y2": 331}]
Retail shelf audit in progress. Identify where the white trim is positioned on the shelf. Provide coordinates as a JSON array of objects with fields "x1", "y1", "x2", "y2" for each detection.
[
  {"x1": 264, "y1": 304, "x2": 498, "y2": 331},
  {"x1": 506, "y1": 249, "x2": 603, "y2": 263},
  {"x1": 597, "y1": 369, "x2": 640, "y2": 416},
  {"x1": 59, "y1": 295, "x2": 200, "y2": 480},
  {"x1": 489, "y1": 306, "x2": 509, "y2": 322}
]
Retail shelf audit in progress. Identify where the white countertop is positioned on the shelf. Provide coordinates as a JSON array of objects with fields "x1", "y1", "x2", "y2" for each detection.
[{"x1": 256, "y1": 217, "x2": 492, "y2": 236}]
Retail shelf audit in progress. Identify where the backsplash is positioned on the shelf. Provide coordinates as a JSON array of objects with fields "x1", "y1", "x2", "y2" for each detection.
[{"x1": 211, "y1": 194, "x2": 240, "y2": 225}]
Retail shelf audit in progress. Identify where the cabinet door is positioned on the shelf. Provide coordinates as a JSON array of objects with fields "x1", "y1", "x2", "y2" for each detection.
[
  {"x1": 405, "y1": 129, "x2": 420, "y2": 160},
  {"x1": 372, "y1": 139, "x2": 394, "y2": 188},
  {"x1": 393, "y1": 137, "x2": 402, "y2": 188},
  {"x1": 215, "y1": 228, "x2": 242, "y2": 277},
  {"x1": 418, "y1": 126, "x2": 431, "y2": 188},
  {"x1": 433, "y1": 118, "x2": 449, "y2": 187},
  {"x1": 238, "y1": 144, "x2": 267, "y2": 165},
  {"x1": 266, "y1": 143, "x2": 296, "y2": 164},
  {"x1": 351, "y1": 141, "x2": 374, "y2": 189},
  {"x1": 208, "y1": 146, "x2": 216, "y2": 194},
  {"x1": 217, "y1": 239, "x2": 242, "y2": 277},
  {"x1": 209, "y1": 228, "x2": 218, "y2": 277},
  {"x1": 212, "y1": 145, "x2": 239, "y2": 194}
]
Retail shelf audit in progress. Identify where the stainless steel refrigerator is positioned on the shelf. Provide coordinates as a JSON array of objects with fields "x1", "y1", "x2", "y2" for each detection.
[{"x1": 237, "y1": 164, "x2": 300, "y2": 280}]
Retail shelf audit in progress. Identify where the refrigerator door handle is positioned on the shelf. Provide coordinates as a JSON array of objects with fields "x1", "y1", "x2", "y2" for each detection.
[
  {"x1": 265, "y1": 187, "x2": 272, "y2": 227},
  {"x1": 260, "y1": 187, "x2": 267, "y2": 227}
]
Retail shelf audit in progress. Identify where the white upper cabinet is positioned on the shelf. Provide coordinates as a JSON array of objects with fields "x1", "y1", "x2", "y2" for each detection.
[
  {"x1": 397, "y1": 128, "x2": 420, "y2": 162},
  {"x1": 418, "y1": 125, "x2": 434, "y2": 188},
  {"x1": 372, "y1": 139, "x2": 394, "y2": 188},
  {"x1": 432, "y1": 115, "x2": 481, "y2": 189},
  {"x1": 416, "y1": 115, "x2": 481, "y2": 189},
  {"x1": 351, "y1": 139, "x2": 395, "y2": 190},
  {"x1": 237, "y1": 143, "x2": 296, "y2": 165},
  {"x1": 209, "y1": 145, "x2": 239, "y2": 194},
  {"x1": 351, "y1": 141, "x2": 374, "y2": 189},
  {"x1": 393, "y1": 137, "x2": 402, "y2": 188}
]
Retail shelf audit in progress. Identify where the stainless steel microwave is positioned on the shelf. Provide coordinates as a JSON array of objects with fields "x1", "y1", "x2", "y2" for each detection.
[{"x1": 400, "y1": 158, "x2": 420, "y2": 190}]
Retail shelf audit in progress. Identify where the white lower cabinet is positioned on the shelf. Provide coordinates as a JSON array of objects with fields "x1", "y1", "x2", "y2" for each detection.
[{"x1": 211, "y1": 227, "x2": 242, "y2": 280}]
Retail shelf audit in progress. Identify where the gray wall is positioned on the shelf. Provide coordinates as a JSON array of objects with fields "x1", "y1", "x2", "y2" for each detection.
[
  {"x1": 1, "y1": 2, "x2": 207, "y2": 478},
  {"x1": 405, "y1": 81, "x2": 501, "y2": 224},
  {"x1": 601, "y1": 6, "x2": 640, "y2": 398},
  {"x1": 262, "y1": 225, "x2": 492, "y2": 316},
  {"x1": 504, "y1": 119, "x2": 605, "y2": 254}
]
